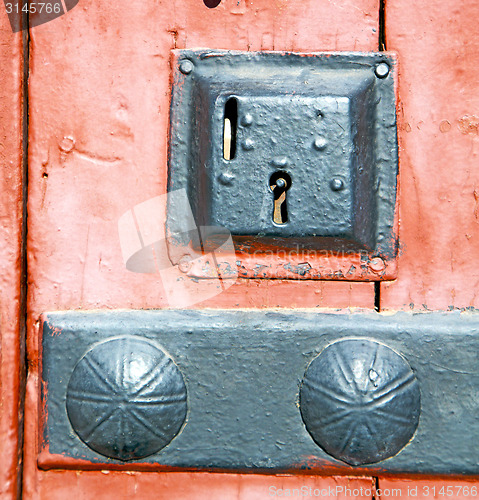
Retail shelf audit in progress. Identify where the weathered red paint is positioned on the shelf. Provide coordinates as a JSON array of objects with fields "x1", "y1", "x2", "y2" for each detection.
[
  {"x1": 376, "y1": 0, "x2": 479, "y2": 493},
  {"x1": 0, "y1": 9, "x2": 24, "y2": 499},
  {"x1": 378, "y1": 479, "x2": 479, "y2": 500},
  {"x1": 26, "y1": 472, "x2": 376, "y2": 500},
  {"x1": 382, "y1": 0, "x2": 479, "y2": 311},
  {"x1": 24, "y1": 0, "x2": 379, "y2": 496}
]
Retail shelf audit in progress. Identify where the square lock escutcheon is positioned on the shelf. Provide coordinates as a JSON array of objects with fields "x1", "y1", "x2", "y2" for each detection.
[{"x1": 167, "y1": 50, "x2": 399, "y2": 280}]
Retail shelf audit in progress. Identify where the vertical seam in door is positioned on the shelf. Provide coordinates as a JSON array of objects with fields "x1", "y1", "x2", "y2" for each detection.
[
  {"x1": 374, "y1": 281, "x2": 381, "y2": 312},
  {"x1": 18, "y1": 6, "x2": 30, "y2": 499},
  {"x1": 373, "y1": 476, "x2": 382, "y2": 499},
  {"x1": 379, "y1": 0, "x2": 387, "y2": 51}
]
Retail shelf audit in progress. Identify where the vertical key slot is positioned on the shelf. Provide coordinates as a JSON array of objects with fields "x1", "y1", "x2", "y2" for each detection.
[{"x1": 223, "y1": 97, "x2": 238, "y2": 160}]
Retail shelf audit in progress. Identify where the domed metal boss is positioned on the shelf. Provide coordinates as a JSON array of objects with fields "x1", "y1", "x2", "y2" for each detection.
[
  {"x1": 66, "y1": 337, "x2": 187, "y2": 461},
  {"x1": 300, "y1": 339, "x2": 420, "y2": 466}
]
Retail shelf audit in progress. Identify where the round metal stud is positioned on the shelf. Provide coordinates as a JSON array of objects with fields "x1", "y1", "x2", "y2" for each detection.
[
  {"x1": 59, "y1": 136, "x2": 75, "y2": 153},
  {"x1": 313, "y1": 136, "x2": 328, "y2": 151},
  {"x1": 375, "y1": 62, "x2": 390, "y2": 79},
  {"x1": 241, "y1": 113, "x2": 253, "y2": 126},
  {"x1": 218, "y1": 172, "x2": 235, "y2": 185},
  {"x1": 66, "y1": 337, "x2": 187, "y2": 461},
  {"x1": 271, "y1": 157, "x2": 289, "y2": 168},
  {"x1": 203, "y1": 0, "x2": 221, "y2": 8},
  {"x1": 300, "y1": 339, "x2": 420, "y2": 466},
  {"x1": 369, "y1": 257, "x2": 386, "y2": 273},
  {"x1": 330, "y1": 178, "x2": 345, "y2": 191},
  {"x1": 178, "y1": 255, "x2": 192, "y2": 273},
  {"x1": 242, "y1": 138, "x2": 255, "y2": 150},
  {"x1": 179, "y1": 59, "x2": 194, "y2": 75}
]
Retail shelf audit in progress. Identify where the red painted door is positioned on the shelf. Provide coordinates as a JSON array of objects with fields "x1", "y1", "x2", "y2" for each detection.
[
  {"x1": 23, "y1": 0, "x2": 377, "y2": 497},
  {"x1": 0, "y1": 0, "x2": 478, "y2": 497},
  {"x1": 378, "y1": 0, "x2": 479, "y2": 496},
  {"x1": 0, "y1": 7, "x2": 25, "y2": 498}
]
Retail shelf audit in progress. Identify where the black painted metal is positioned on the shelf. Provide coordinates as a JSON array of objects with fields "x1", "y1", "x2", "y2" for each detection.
[
  {"x1": 41, "y1": 310, "x2": 479, "y2": 474},
  {"x1": 66, "y1": 337, "x2": 187, "y2": 461},
  {"x1": 300, "y1": 339, "x2": 420, "y2": 466},
  {"x1": 168, "y1": 50, "x2": 398, "y2": 256}
]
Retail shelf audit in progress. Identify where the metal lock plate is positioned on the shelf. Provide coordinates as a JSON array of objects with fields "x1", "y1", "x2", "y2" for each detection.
[
  {"x1": 212, "y1": 94, "x2": 364, "y2": 241},
  {"x1": 168, "y1": 50, "x2": 398, "y2": 280}
]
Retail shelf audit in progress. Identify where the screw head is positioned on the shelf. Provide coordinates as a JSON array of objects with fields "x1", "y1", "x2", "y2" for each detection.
[
  {"x1": 179, "y1": 59, "x2": 194, "y2": 75},
  {"x1": 313, "y1": 136, "x2": 328, "y2": 151},
  {"x1": 300, "y1": 339, "x2": 421, "y2": 466},
  {"x1": 66, "y1": 337, "x2": 187, "y2": 461},
  {"x1": 330, "y1": 178, "x2": 344, "y2": 191},
  {"x1": 275, "y1": 178, "x2": 287, "y2": 189},
  {"x1": 375, "y1": 62, "x2": 390, "y2": 79}
]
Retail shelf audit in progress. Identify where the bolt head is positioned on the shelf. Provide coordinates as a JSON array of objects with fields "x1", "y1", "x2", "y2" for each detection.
[
  {"x1": 300, "y1": 339, "x2": 420, "y2": 466},
  {"x1": 272, "y1": 157, "x2": 289, "y2": 168},
  {"x1": 276, "y1": 178, "x2": 287, "y2": 189},
  {"x1": 179, "y1": 59, "x2": 194, "y2": 75},
  {"x1": 66, "y1": 337, "x2": 187, "y2": 461},
  {"x1": 375, "y1": 62, "x2": 390, "y2": 79}
]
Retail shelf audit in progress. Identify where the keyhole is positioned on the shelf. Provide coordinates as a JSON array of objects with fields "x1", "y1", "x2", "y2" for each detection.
[
  {"x1": 270, "y1": 171, "x2": 291, "y2": 225},
  {"x1": 223, "y1": 97, "x2": 238, "y2": 160}
]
